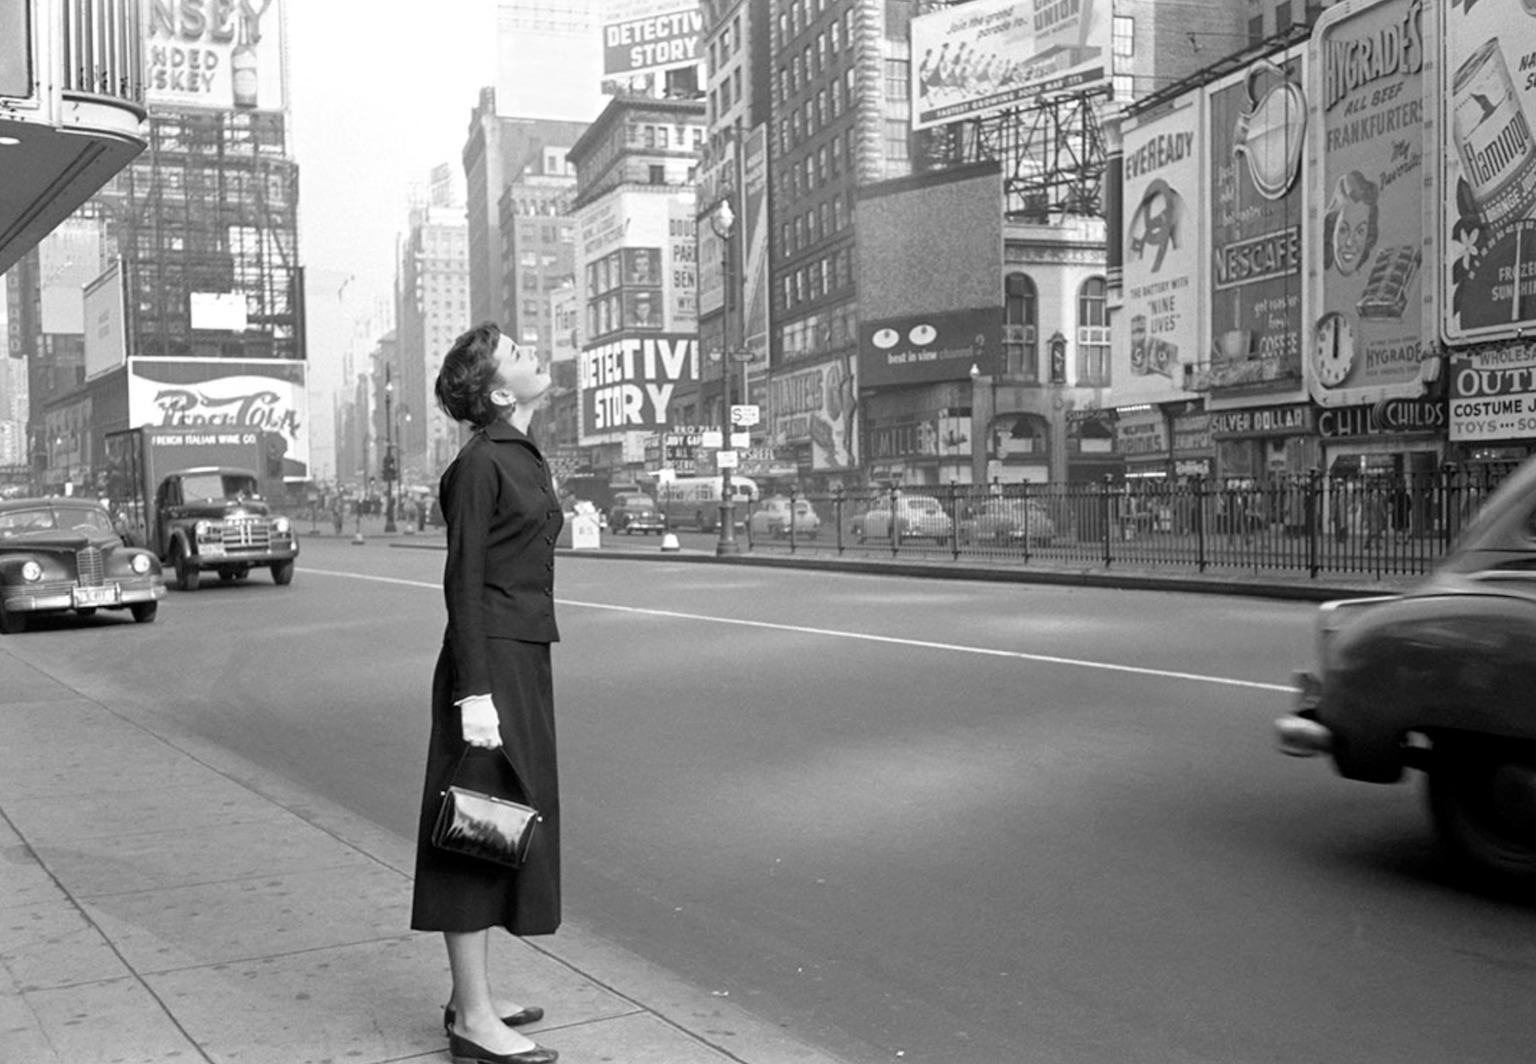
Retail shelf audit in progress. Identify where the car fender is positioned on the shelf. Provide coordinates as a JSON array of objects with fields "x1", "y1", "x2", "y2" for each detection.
[{"x1": 1321, "y1": 589, "x2": 1536, "y2": 781}]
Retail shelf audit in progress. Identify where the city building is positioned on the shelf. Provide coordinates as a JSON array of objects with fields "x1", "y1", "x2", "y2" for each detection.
[
  {"x1": 462, "y1": 88, "x2": 588, "y2": 330},
  {"x1": 394, "y1": 173, "x2": 470, "y2": 479},
  {"x1": 567, "y1": 94, "x2": 706, "y2": 473}
]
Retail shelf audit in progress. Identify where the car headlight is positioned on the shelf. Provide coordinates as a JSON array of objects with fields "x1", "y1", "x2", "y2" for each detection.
[
  {"x1": 273, "y1": 516, "x2": 291, "y2": 534},
  {"x1": 21, "y1": 560, "x2": 42, "y2": 582},
  {"x1": 130, "y1": 553, "x2": 152, "y2": 575},
  {"x1": 195, "y1": 520, "x2": 212, "y2": 538}
]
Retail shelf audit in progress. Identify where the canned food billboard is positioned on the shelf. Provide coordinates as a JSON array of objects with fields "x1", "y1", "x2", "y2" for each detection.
[
  {"x1": 1206, "y1": 47, "x2": 1308, "y2": 398},
  {"x1": 1116, "y1": 89, "x2": 1203, "y2": 406},
  {"x1": 1307, "y1": 0, "x2": 1431, "y2": 406},
  {"x1": 1443, "y1": 0, "x2": 1536, "y2": 340}
]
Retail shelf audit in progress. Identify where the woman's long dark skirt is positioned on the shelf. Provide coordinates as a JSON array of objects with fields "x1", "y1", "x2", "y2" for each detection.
[{"x1": 411, "y1": 639, "x2": 560, "y2": 935}]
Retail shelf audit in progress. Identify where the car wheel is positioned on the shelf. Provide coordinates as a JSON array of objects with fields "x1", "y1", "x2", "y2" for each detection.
[
  {"x1": 174, "y1": 545, "x2": 200, "y2": 591},
  {"x1": 0, "y1": 600, "x2": 26, "y2": 635},
  {"x1": 272, "y1": 560, "x2": 296, "y2": 586},
  {"x1": 1427, "y1": 736, "x2": 1536, "y2": 885},
  {"x1": 130, "y1": 601, "x2": 158, "y2": 624}
]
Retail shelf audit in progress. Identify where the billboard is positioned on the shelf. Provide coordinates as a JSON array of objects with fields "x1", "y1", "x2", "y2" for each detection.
[
  {"x1": 741, "y1": 124, "x2": 771, "y2": 364},
  {"x1": 1448, "y1": 342, "x2": 1536, "y2": 442},
  {"x1": 603, "y1": 5, "x2": 703, "y2": 76},
  {"x1": 145, "y1": 0, "x2": 287, "y2": 113},
  {"x1": 82, "y1": 262, "x2": 128, "y2": 383},
  {"x1": 859, "y1": 308, "x2": 1002, "y2": 389},
  {"x1": 769, "y1": 360, "x2": 857, "y2": 471},
  {"x1": 1206, "y1": 47, "x2": 1308, "y2": 398},
  {"x1": 579, "y1": 335, "x2": 699, "y2": 433},
  {"x1": 911, "y1": 0, "x2": 1110, "y2": 131},
  {"x1": 1442, "y1": 0, "x2": 1536, "y2": 341},
  {"x1": 1307, "y1": 0, "x2": 1430, "y2": 405},
  {"x1": 1116, "y1": 90, "x2": 1203, "y2": 406},
  {"x1": 128, "y1": 357, "x2": 310, "y2": 480}
]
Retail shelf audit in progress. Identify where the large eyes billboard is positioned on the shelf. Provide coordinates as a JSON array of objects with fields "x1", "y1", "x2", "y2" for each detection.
[
  {"x1": 1116, "y1": 90, "x2": 1203, "y2": 406},
  {"x1": 1442, "y1": 0, "x2": 1536, "y2": 340},
  {"x1": 1307, "y1": 0, "x2": 1430, "y2": 405},
  {"x1": 145, "y1": 0, "x2": 287, "y2": 113}
]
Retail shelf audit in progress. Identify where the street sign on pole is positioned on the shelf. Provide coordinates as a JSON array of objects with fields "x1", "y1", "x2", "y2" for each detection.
[{"x1": 730, "y1": 404, "x2": 760, "y2": 427}]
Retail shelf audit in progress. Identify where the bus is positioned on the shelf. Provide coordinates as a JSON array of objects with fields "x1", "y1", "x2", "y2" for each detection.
[{"x1": 651, "y1": 475, "x2": 758, "y2": 532}]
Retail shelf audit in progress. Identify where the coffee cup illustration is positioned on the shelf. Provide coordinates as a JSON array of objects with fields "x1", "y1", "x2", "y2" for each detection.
[
  {"x1": 1217, "y1": 329, "x2": 1251, "y2": 362},
  {"x1": 1232, "y1": 61, "x2": 1306, "y2": 200}
]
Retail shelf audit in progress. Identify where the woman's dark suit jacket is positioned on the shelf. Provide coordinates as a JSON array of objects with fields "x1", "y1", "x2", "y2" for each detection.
[{"x1": 411, "y1": 418, "x2": 564, "y2": 935}]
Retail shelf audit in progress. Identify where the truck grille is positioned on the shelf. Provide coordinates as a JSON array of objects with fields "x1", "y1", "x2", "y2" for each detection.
[
  {"x1": 223, "y1": 517, "x2": 271, "y2": 552},
  {"x1": 76, "y1": 546, "x2": 105, "y2": 586}
]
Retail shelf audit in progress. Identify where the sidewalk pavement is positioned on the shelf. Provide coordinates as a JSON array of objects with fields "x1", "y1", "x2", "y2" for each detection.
[
  {"x1": 0, "y1": 649, "x2": 849, "y2": 1064},
  {"x1": 0, "y1": 529, "x2": 1414, "y2": 1064}
]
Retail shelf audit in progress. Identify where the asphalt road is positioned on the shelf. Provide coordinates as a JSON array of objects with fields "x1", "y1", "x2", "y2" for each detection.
[{"x1": 10, "y1": 539, "x2": 1536, "y2": 1064}]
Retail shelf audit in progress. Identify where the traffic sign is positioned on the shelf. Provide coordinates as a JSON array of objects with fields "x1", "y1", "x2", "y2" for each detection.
[{"x1": 731, "y1": 404, "x2": 761, "y2": 427}]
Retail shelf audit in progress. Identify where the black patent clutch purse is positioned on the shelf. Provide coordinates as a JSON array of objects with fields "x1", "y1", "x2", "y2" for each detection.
[{"x1": 432, "y1": 748, "x2": 541, "y2": 869}]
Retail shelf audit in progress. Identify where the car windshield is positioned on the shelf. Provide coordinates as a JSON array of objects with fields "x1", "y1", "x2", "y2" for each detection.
[
  {"x1": 0, "y1": 505, "x2": 114, "y2": 537},
  {"x1": 907, "y1": 497, "x2": 944, "y2": 513},
  {"x1": 183, "y1": 473, "x2": 260, "y2": 500}
]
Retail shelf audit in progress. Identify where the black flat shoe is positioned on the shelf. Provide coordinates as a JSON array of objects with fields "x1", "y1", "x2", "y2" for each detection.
[
  {"x1": 447, "y1": 1030, "x2": 557, "y2": 1064},
  {"x1": 443, "y1": 1006, "x2": 544, "y2": 1035}
]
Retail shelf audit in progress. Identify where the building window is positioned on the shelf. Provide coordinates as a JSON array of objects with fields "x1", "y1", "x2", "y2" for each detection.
[
  {"x1": 1114, "y1": 74, "x2": 1134, "y2": 101},
  {"x1": 1077, "y1": 277, "x2": 1110, "y2": 387},
  {"x1": 1004, "y1": 272, "x2": 1038, "y2": 381},
  {"x1": 1275, "y1": 1, "x2": 1292, "y2": 34},
  {"x1": 1113, "y1": 16, "x2": 1134, "y2": 58},
  {"x1": 885, "y1": 59, "x2": 908, "y2": 101},
  {"x1": 1249, "y1": 15, "x2": 1264, "y2": 45},
  {"x1": 649, "y1": 164, "x2": 665, "y2": 184},
  {"x1": 884, "y1": 119, "x2": 910, "y2": 162}
]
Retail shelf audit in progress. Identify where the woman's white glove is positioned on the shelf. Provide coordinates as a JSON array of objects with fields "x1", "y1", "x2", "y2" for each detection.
[{"x1": 457, "y1": 694, "x2": 502, "y2": 748}]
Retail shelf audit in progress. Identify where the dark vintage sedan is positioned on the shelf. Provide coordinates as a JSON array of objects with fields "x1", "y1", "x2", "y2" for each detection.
[
  {"x1": 1275, "y1": 460, "x2": 1536, "y2": 884},
  {"x1": 0, "y1": 497, "x2": 166, "y2": 634}
]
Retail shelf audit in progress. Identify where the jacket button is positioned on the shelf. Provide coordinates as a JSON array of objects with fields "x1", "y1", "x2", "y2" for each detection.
[{"x1": 544, "y1": 536, "x2": 552, "y2": 544}]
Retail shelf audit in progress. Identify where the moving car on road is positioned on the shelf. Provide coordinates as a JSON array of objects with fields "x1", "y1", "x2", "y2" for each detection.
[
  {"x1": 749, "y1": 495, "x2": 820, "y2": 539},
  {"x1": 958, "y1": 497, "x2": 1055, "y2": 546},
  {"x1": 1276, "y1": 456, "x2": 1536, "y2": 885},
  {"x1": 0, "y1": 497, "x2": 166, "y2": 634},
  {"x1": 608, "y1": 493, "x2": 666, "y2": 535},
  {"x1": 855, "y1": 494, "x2": 953, "y2": 543}
]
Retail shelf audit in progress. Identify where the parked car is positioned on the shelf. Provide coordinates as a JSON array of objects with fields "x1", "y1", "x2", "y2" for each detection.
[
  {"x1": 855, "y1": 494, "x2": 953, "y2": 542},
  {"x1": 958, "y1": 498, "x2": 1055, "y2": 546},
  {"x1": 1275, "y1": 454, "x2": 1536, "y2": 884},
  {"x1": 749, "y1": 495, "x2": 821, "y2": 539},
  {"x1": 608, "y1": 493, "x2": 666, "y2": 535},
  {"x1": 0, "y1": 497, "x2": 167, "y2": 634}
]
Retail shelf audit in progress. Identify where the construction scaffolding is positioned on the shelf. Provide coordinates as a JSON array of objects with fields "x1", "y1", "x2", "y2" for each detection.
[{"x1": 100, "y1": 109, "x2": 303, "y2": 361}]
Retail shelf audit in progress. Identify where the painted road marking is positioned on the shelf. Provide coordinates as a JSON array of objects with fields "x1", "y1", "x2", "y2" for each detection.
[{"x1": 304, "y1": 567, "x2": 1292, "y2": 694}]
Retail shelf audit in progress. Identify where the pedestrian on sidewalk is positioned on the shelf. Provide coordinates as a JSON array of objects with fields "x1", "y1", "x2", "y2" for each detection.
[{"x1": 411, "y1": 322, "x2": 562, "y2": 1064}]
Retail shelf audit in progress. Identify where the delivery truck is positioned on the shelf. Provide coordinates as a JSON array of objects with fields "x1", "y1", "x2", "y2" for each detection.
[{"x1": 103, "y1": 427, "x2": 299, "y2": 591}]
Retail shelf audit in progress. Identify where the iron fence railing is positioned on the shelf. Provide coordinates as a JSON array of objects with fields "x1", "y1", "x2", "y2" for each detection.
[{"x1": 731, "y1": 465, "x2": 1523, "y2": 581}]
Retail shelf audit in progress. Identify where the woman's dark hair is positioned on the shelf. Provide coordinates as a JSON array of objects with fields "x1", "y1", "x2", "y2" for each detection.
[{"x1": 435, "y1": 322, "x2": 502, "y2": 428}]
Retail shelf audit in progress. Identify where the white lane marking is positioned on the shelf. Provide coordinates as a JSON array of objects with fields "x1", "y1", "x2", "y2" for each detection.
[{"x1": 304, "y1": 567, "x2": 1292, "y2": 694}]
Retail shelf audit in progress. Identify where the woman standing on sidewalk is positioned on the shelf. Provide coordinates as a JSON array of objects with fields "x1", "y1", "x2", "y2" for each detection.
[{"x1": 412, "y1": 322, "x2": 562, "y2": 1064}]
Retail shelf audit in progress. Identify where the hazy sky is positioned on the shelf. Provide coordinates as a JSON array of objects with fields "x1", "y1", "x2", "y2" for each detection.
[{"x1": 286, "y1": 2, "x2": 499, "y2": 312}]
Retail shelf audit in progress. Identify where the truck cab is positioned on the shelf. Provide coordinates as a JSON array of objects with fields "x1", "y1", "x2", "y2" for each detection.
[{"x1": 153, "y1": 467, "x2": 298, "y2": 590}]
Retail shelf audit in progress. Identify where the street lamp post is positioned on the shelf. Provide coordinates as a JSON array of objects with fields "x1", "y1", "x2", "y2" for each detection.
[
  {"x1": 383, "y1": 365, "x2": 398, "y2": 533},
  {"x1": 969, "y1": 363, "x2": 997, "y2": 487},
  {"x1": 710, "y1": 198, "x2": 744, "y2": 556}
]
